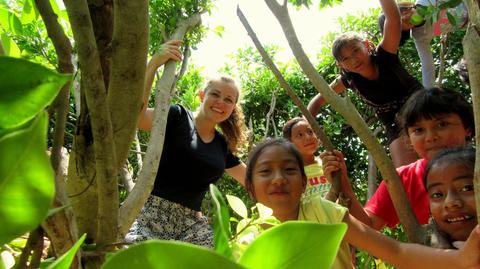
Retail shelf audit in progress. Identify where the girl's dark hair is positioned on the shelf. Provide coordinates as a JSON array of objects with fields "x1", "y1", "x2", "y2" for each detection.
[
  {"x1": 397, "y1": 87, "x2": 474, "y2": 136},
  {"x1": 245, "y1": 138, "x2": 306, "y2": 197},
  {"x1": 423, "y1": 146, "x2": 475, "y2": 189},
  {"x1": 282, "y1": 117, "x2": 306, "y2": 141},
  {"x1": 378, "y1": 13, "x2": 411, "y2": 46}
]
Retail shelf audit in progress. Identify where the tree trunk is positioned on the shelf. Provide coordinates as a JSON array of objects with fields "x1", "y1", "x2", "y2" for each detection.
[
  {"x1": 118, "y1": 13, "x2": 203, "y2": 237},
  {"x1": 264, "y1": 0, "x2": 425, "y2": 243},
  {"x1": 462, "y1": 0, "x2": 480, "y2": 223}
]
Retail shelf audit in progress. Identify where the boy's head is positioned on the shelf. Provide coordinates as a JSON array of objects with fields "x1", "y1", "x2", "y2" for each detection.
[
  {"x1": 283, "y1": 117, "x2": 319, "y2": 156},
  {"x1": 398, "y1": 87, "x2": 474, "y2": 135},
  {"x1": 424, "y1": 147, "x2": 477, "y2": 242},
  {"x1": 397, "y1": 87, "x2": 473, "y2": 160}
]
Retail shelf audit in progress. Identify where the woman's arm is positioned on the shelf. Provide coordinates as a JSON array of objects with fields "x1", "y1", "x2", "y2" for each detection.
[
  {"x1": 307, "y1": 77, "x2": 345, "y2": 117},
  {"x1": 137, "y1": 40, "x2": 183, "y2": 131},
  {"x1": 378, "y1": 0, "x2": 402, "y2": 54},
  {"x1": 344, "y1": 214, "x2": 480, "y2": 269},
  {"x1": 225, "y1": 162, "x2": 246, "y2": 187}
]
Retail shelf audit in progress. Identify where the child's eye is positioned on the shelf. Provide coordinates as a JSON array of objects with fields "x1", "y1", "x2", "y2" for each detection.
[
  {"x1": 411, "y1": 127, "x2": 423, "y2": 134},
  {"x1": 285, "y1": 167, "x2": 299, "y2": 174},
  {"x1": 437, "y1": 121, "x2": 449, "y2": 128},
  {"x1": 257, "y1": 169, "x2": 271, "y2": 175},
  {"x1": 307, "y1": 130, "x2": 314, "y2": 135},
  {"x1": 429, "y1": 192, "x2": 443, "y2": 199},
  {"x1": 460, "y1": 184, "x2": 474, "y2": 192}
]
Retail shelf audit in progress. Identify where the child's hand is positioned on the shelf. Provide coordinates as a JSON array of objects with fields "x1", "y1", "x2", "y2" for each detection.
[
  {"x1": 456, "y1": 224, "x2": 480, "y2": 268},
  {"x1": 150, "y1": 39, "x2": 183, "y2": 68},
  {"x1": 320, "y1": 150, "x2": 348, "y2": 184}
]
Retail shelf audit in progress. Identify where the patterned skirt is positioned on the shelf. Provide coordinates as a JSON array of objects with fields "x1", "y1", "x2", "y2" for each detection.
[{"x1": 125, "y1": 195, "x2": 214, "y2": 248}]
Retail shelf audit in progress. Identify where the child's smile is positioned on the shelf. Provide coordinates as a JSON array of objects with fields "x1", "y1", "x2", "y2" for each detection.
[
  {"x1": 426, "y1": 162, "x2": 477, "y2": 241},
  {"x1": 251, "y1": 145, "x2": 306, "y2": 221}
]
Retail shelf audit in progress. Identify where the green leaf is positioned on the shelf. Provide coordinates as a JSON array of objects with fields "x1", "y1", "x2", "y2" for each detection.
[
  {"x1": 21, "y1": 0, "x2": 38, "y2": 24},
  {"x1": 256, "y1": 203, "x2": 273, "y2": 220},
  {"x1": 239, "y1": 221, "x2": 347, "y2": 269},
  {"x1": 46, "y1": 234, "x2": 86, "y2": 269},
  {"x1": 47, "y1": 202, "x2": 74, "y2": 218},
  {"x1": 209, "y1": 184, "x2": 233, "y2": 259},
  {"x1": 0, "y1": 8, "x2": 22, "y2": 34},
  {"x1": 226, "y1": 194, "x2": 248, "y2": 219},
  {"x1": 0, "y1": 57, "x2": 71, "y2": 129},
  {"x1": 446, "y1": 11, "x2": 457, "y2": 27},
  {"x1": 101, "y1": 240, "x2": 244, "y2": 269},
  {"x1": 213, "y1": 25, "x2": 224, "y2": 38},
  {"x1": 0, "y1": 33, "x2": 20, "y2": 57},
  {"x1": 0, "y1": 112, "x2": 55, "y2": 245}
]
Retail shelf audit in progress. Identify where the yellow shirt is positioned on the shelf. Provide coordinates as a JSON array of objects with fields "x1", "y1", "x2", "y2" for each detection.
[
  {"x1": 298, "y1": 196, "x2": 353, "y2": 269},
  {"x1": 303, "y1": 158, "x2": 331, "y2": 201}
]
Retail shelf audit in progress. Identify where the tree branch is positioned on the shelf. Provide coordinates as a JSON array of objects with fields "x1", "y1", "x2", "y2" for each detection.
[
  {"x1": 264, "y1": 0, "x2": 425, "y2": 243},
  {"x1": 34, "y1": 0, "x2": 80, "y2": 265},
  {"x1": 107, "y1": 0, "x2": 149, "y2": 172},
  {"x1": 63, "y1": 0, "x2": 118, "y2": 246},
  {"x1": 237, "y1": 6, "x2": 340, "y2": 202},
  {"x1": 118, "y1": 13, "x2": 203, "y2": 237}
]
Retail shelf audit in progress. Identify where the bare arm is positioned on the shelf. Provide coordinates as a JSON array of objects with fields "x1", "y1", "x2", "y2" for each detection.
[
  {"x1": 307, "y1": 77, "x2": 345, "y2": 117},
  {"x1": 137, "y1": 40, "x2": 183, "y2": 131},
  {"x1": 378, "y1": 0, "x2": 401, "y2": 54},
  {"x1": 321, "y1": 150, "x2": 373, "y2": 227},
  {"x1": 344, "y1": 214, "x2": 480, "y2": 269},
  {"x1": 225, "y1": 162, "x2": 246, "y2": 187}
]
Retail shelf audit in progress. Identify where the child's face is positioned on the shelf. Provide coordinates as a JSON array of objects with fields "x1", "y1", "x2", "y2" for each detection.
[
  {"x1": 250, "y1": 145, "x2": 306, "y2": 219},
  {"x1": 407, "y1": 113, "x2": 470, "y2": 160},
  {"x1": 426, "y1": 162, "x2": 477, "y2": 242},
  {"x1": 337, "y1": 41, "x2": 371, "y2": 73},
  {"x1": 290, "y1": 121, "x2": 319, "y2": 156}
]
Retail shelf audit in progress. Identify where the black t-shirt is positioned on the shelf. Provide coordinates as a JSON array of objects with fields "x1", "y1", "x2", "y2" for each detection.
[
  {"x1": 341, "y1": 47, "x2": 424, "y2": 128},
  {"x1": 151, "y1": 105, "x2": 241, "y2": 211}
]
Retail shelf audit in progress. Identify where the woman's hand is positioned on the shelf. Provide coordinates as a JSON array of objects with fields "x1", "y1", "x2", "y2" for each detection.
[
  {"x1": 320, "y1": 150, "x2": 347, "y2": 183},
  {"x1": 150, "y1": 39, "x2": 183, "y2": 68}
]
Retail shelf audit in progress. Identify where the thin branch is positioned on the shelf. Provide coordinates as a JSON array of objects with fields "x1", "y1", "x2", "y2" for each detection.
[
  {"x1": 237, "y1": 6, "x2": 341, "y2": 202},
  {"x1": 263, "y1": 0, "x2": 425, "y2": 243},
  {"x1": 170, "y1": 44, "x2": 191, "y2": 93}
]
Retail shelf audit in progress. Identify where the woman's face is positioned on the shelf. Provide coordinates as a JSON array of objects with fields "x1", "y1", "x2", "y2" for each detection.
[
  {"x1": 290, "y1": 121, "x2": 319, "y2": 157},
  {"x1": 200, "y1": 81, "x2": 238, "y2": 124},
  {"x1": 407, "y1": 113, "x2": 471, "y2": 160},
  {"x1": 426, "y1": 162, "x2": 477, "y2": 242},
  {"x1": 337, "y1": 41, "x2": 371, "y2": 74},
  {"x1": 250, "y1": 145, "x2": 306, "y2": 221}
]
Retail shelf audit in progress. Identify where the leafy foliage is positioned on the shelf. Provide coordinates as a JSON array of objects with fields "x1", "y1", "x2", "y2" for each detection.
[{"x1": 0, "y1": 57, "x2": 67, "y2": 245}]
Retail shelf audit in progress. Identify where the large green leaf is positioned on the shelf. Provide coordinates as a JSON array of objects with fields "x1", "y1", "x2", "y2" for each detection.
[
  {"x1": 0, "y1": 57, "x2": 70, "y2": 129},
  {"x1": 209, "y1": 184, "x2": 233, "y2": 259},
  {"x1": 0, "y1": 111, "x2": 55, "y2": 245},
  {"x1": 101, "y1": 240, "x2": 244, "y2": 269},
  {"x1": 46, "y1": 234, "x2": 86, "y2": 269},
  {"x1": 239, "y1": 221, "x2": 347, "y2": 269}
]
